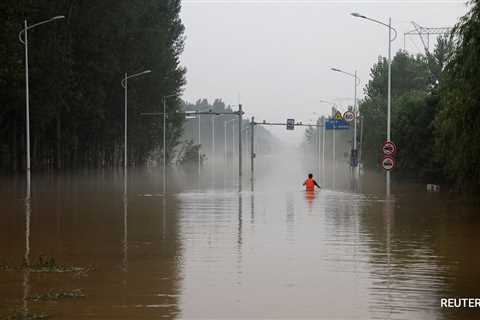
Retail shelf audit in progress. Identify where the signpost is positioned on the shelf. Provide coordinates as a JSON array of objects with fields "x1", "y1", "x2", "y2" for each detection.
[
  {"x1": 382, "y1": 141, "x2": 397, "y2": 156},
  {"x1": 286, "y1": 118, "x2": 295, "y2": 130},
  {"x1": 343, "y1": 111, "x2": 355, "y2": 122},
  {"x1": 381, "y1": 140, "x2": 396, "y2": 171},
  {"x1": 334, "y1": 111, "x2": 343, "y2": 121},
  {"x1": 325, "y1": 119, "x2": 349, "y2": 130},
  {"x1": 382, "y1": 156, "x2": 395, "y2": 170}
]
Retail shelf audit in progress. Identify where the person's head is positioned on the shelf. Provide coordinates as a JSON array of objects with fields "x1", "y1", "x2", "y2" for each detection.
[{"x1": 308, "y1": 173, "x2": 313, "y2": 179}]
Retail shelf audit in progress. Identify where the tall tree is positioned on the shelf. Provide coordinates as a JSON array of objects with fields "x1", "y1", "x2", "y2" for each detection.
[
  {"x1": 0, "y1": 0, "x2": 186, "y2": 172},
  {"x1": 435, "y1": 0, "x2": 480, "y2": 189}
]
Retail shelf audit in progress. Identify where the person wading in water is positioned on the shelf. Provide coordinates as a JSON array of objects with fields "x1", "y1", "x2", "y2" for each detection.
[{"x1": 303, "y1": 173, "x2": 321, "y2": 191}]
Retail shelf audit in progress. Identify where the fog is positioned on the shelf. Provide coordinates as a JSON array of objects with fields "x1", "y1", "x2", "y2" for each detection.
[{"x1": 180, "y1": 0, "x2": 467, "y2": 144}]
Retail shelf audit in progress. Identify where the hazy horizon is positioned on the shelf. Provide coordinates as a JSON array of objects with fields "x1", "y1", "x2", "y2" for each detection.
[{"x1": 180, "y1": 0, "x2": 468, "y2": 144}]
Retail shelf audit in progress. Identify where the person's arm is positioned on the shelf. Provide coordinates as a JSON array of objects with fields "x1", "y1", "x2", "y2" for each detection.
[
  {"x1": 302, "y1": 180, "x2": 306, "y2": 186},
  {"x1": 314, "y1": 180, "x2": 321, "y2": 188}
]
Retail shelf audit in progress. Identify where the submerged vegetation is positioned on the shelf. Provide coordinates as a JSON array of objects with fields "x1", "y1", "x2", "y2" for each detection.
[
  {"x1": 5, "y1": 311, "x2": 50, "y2": 320},
  {"x1": 0, "y1": 256, "x2": 93, "y2": 274},
  {"x1": 29, "y1": 289, "x2": 85, "y2": 302},
  {"x1": 25, "y1": 255, "x2": 92, "y2": 274}
]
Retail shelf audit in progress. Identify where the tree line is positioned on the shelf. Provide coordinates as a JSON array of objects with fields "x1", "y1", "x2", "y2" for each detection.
[
  {"x1": 0, "y1": 0, "x2": 185, "y2": 173},
  {"x1": 359, "y1": 0, "x2": 480, "y2": 190},
  {"x1": 179, "y1": 98, "x2": 280, "y2": 166}
]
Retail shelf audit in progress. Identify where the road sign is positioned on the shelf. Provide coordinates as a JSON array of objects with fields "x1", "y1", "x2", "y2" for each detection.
[
  {"x1": 382, "y1": 156, "x2": 395, "y2": 170},
  {"x1": 343, "y1": 111, "x2": 355, "y2": 122},
  {"x1": 325, "y1": 119, "x2": 350, "y2": 130},
  {"x1": 335, "y1": 111, "x2": 343, "y2": 121},
  {"x1": 286, "y1": 118, "x2": 295, "y2": 130},
  {"x1": 382, "y1": 141, "x2": 397, "y2": 156}
]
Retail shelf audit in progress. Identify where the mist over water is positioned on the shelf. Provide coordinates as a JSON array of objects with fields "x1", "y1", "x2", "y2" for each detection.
[{"x1": 1, "y1": 150, "x2": 480, "y2": 319}]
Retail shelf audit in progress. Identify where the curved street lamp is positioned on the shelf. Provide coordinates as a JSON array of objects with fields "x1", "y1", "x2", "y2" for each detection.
[
  {"x1": 351, "y1": 12, "x2": 397, "y2": 196},
  {"x1": 19, "y1": 15, "x2": 65, "y2": 199},
  {"x1": 121, "y1": 70, "x2": 151, "y2": 195}
]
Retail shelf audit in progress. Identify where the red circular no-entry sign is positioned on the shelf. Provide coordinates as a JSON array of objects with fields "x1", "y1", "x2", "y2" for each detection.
[
  {"x1": 382, "y1": 156, "x2": 395, "y2": 171},
  {"x1": 382, "y1": 141, "x2": 397, "y2": 156}
]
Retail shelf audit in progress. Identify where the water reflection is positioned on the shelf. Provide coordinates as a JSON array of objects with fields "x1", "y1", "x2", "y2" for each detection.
[
  {"x1": 1, "y1": 171, "x2": 480, "y2": 319},
  {"x1": 22, "y1": 197, "x2": 31, "y2": 317},
  {"x1": 304, "y1": 190, "x2": 315, "y2": 209}
]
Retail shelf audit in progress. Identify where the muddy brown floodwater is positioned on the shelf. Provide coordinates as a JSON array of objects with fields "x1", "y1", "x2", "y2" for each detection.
[{"x1": 1, "y1": 162, "x2": 480, "y2": 319}]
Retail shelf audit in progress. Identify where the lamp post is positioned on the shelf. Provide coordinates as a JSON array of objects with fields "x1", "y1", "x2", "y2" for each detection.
[
  {"x1": 351, "y1": 12, "x2": 397, "y2": 196},
  {"x1": 19, "y1": 15, "x2": 65, "y2": 198},
  {"x1": 162, "y1": 94, "x2": 176, "y2": 194},
  {"x1": 319, "y1": 99, "x2": 339, "y2": 188},
  {"x1": 121, "y1": 70, "x2": 151, "y2": 194},
  {"x1": 330, "y1": 67, "x2": 360, "y2": 177},
  {"x1": 198, "y1": 114, "x2": 201, "y2": 176}
]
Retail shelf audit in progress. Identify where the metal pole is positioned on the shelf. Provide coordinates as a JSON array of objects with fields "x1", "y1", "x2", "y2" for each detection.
[
  {"x1": 238, "y1": 105, "x2": 242, "y2": 191},
  {"x1": 232, "y1": 122, "x2": 235, "y2": 180},
  {"x1": 24, "y1": 20, "x2": 31, "y2": 199},
  {"x1": 317, "y1": 120, "x2": 320, "y2": 177},
  {"x1": 387, "y1": 17, "x2": 392, "y2": 197},
  {"x1": 224, "y1": 122, "x2": 227, "y2": 164},
  {"x1": 354, "y1": 71, "x2": 358, "y2": 152},
  {"x1": 333, "y1": 119, "x2": 336, "y2": 189},
  {"x1": 198, "y1": 114, "x2": 201, "y2": 177},
  {"x1": 250, "y1": 117, "x2": 254, "y2": 187},
  {"x1": 354, "y1": 70, "x2": 359, "y2": 178},
  {"x1": 163, "y1": 97, "x2": 166, "y2": 194},
  {"x1": 322, "y1": 117, "x2": 326, "y2": 183},
  {"x1": 212, "y1": 116, "x2": 215, "y2": 168},
  {"x1": 124, "y1": 73, "x2": 128, "y2": 194},
  {"x1": 359, "y1": 115, "x2": 364, "y2": 173}
]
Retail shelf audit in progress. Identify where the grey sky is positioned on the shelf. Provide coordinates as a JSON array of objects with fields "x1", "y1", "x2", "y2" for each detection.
[{"x1": 180, "y1": 0, "x2": 468, "y2": 144}]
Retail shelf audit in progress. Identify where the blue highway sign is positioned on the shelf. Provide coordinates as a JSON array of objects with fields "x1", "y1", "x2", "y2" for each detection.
[{"x1": 325, "y1": 119, "x2": 350, "y2": 130}]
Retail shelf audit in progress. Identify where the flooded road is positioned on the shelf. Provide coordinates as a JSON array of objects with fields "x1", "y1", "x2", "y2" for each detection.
[{"x1": 1, "y1": 161, "x2": 480, "y2": 319}]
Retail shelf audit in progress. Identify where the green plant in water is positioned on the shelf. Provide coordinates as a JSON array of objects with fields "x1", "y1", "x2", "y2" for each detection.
[
  {"x1": 29, "y1": 289, "x2": 85, "y2": 302},
  {"x1": 5, "y1": 311, "x2": 49, "y2": 320},
  {"x1": 25, "y1": 255, "x2": 89, "y2": 273}
]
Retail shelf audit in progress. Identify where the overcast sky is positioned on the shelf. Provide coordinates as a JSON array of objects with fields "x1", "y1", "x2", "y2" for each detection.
[{"x1": 180, "y1": 0, "x2": 468, "y2": 144}]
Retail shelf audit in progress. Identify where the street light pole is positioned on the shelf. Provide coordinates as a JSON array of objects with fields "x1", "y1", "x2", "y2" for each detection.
[
  {"x1": 162, "y1": 94, "x2": 176, "y2": 195},
  {"x1": 330, "y1": 67, "x2": 360, "y2": 177},
  {"x1": 198, "y1": 114, "x2": 201, "y2": 177},
  {"x1": 351, "y1": 12, "x2": 397, "y2": 196},
  {"x1": 121, "y1": 70, "x2": 151, "y2": 194},
  {"x1": 124, "y1": 73, "x2": 127, "y2": 193},
  {"x1": 387, "y1": 17, "x2": 393, "y2": 197},
  {"x1": 238, "y1": 104, "x2": 243, "y2": 192},
  {"x1": 19, "y1": 15, "x2": 65, "y2": 199},
  {"x1": 319, "y1": 99, "x2": 339, "y2": 188}
]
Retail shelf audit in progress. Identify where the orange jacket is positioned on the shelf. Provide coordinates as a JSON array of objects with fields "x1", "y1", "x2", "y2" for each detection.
[{"x1": 304, "y1": 178, "x2": 315, "y2": 191}]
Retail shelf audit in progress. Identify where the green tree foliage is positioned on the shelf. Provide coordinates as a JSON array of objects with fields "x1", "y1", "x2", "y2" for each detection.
[
  {"x1": 435, "y1": 0, "x2": 480, "y2": 189},
  {"x1": 176, "y1": 139, "x2": 205, "y2": 168},
  {"x1": 0, "y1": 0, "x2": 185, "y2": 172},
  {"x1": 359, "y1": 46, "x2": 450, "y2": 179},
  {"x1": 182, "y1": 99, "x2": 280, "y2": 162}
]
